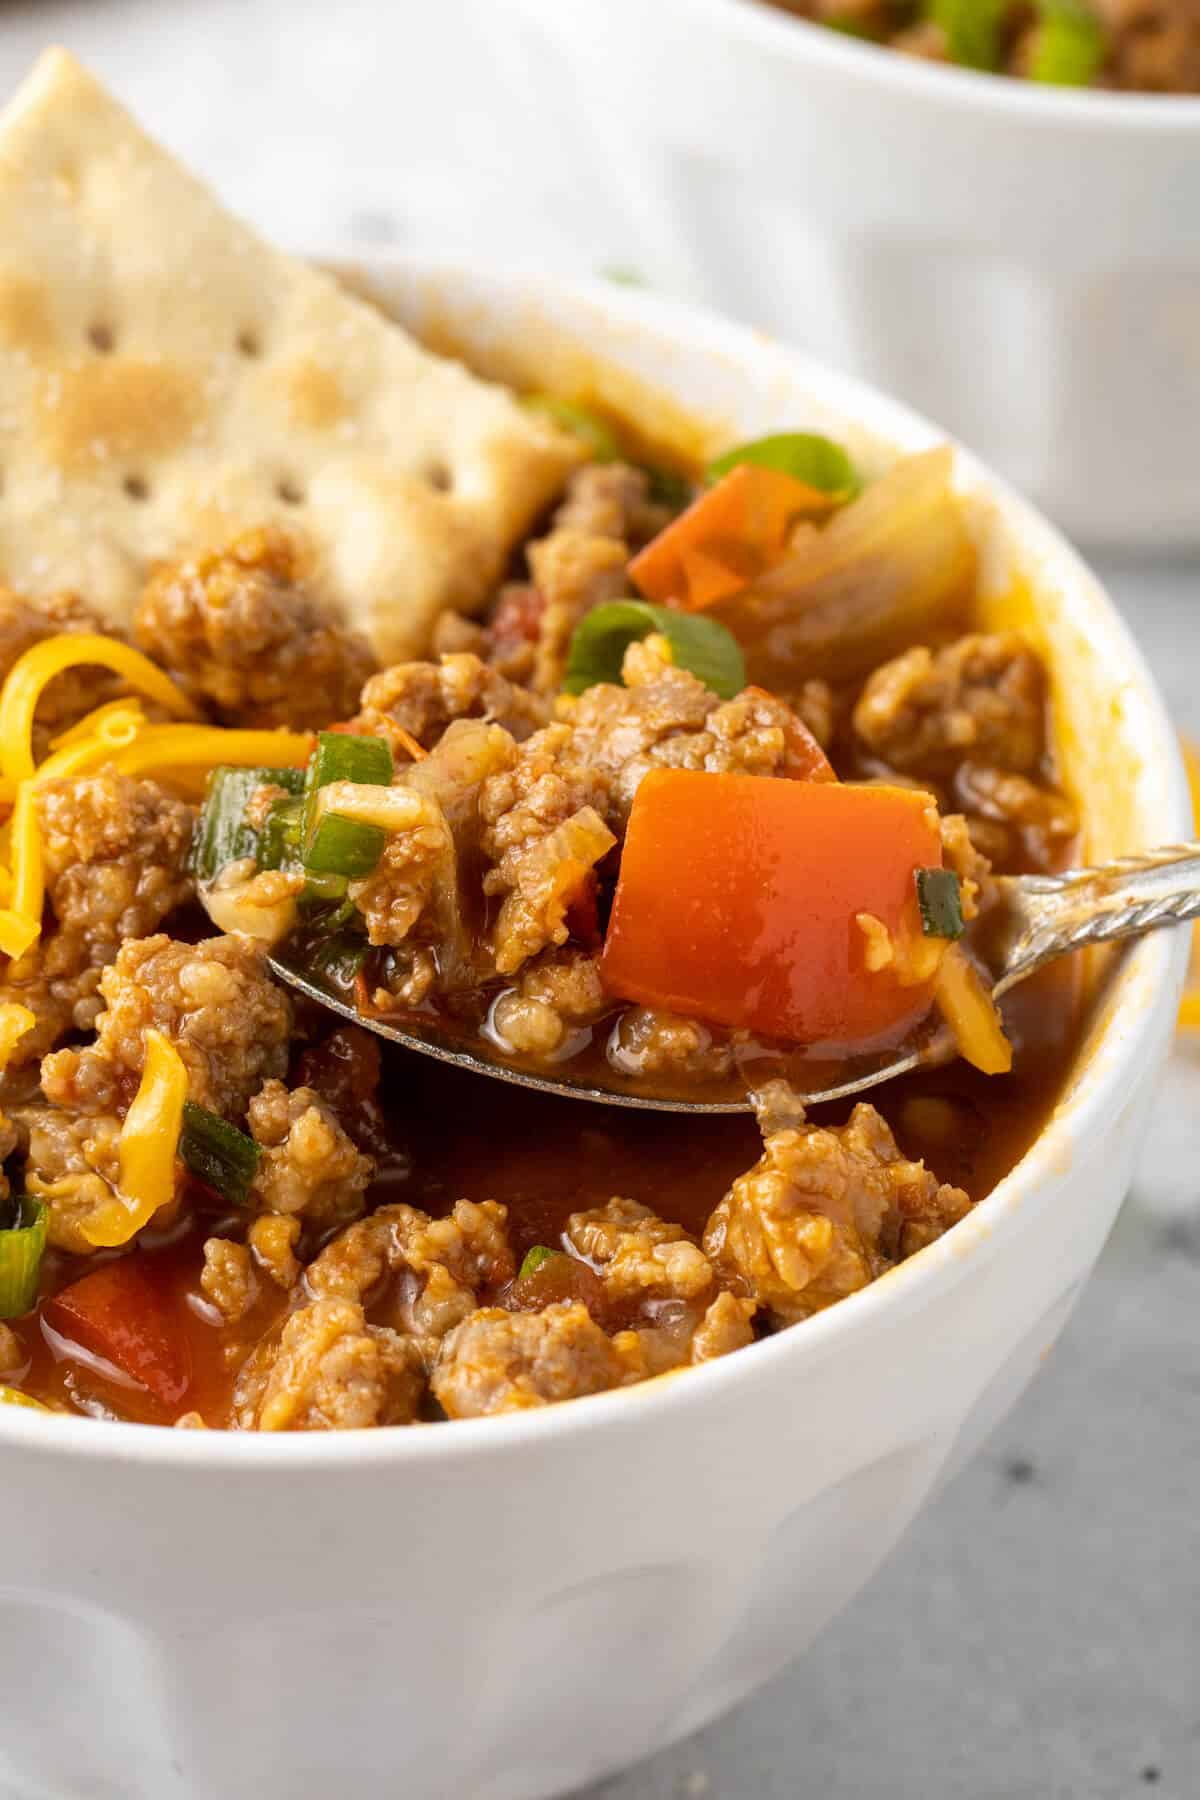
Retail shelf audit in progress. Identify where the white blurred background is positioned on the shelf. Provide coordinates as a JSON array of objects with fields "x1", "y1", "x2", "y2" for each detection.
[{"x1": 0, "y1": 0, "x2": 654, "y2": 284}]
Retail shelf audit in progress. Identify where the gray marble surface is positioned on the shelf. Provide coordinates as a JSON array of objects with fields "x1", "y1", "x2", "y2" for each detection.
[{"x1": 0, "y1": 7, "x2": 1197, "y2": 1795}]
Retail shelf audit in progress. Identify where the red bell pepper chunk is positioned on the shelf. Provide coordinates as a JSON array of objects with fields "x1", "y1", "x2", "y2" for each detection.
[
  {"x1": 600, "y1": 770, "x2": 944, "y2": 1050},
  {"x1": 628, "y1": 463, "x2": 836, "y2": 611},
  {"x1": 44, "y1": 1256, "x2": 192, "y2": 1408}
]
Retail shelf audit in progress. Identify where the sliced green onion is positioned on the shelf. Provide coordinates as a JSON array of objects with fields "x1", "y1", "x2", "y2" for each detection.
[
  {"x1": 309, "y1": 931, "x2": 370, "y2": 991},
  {"x1": 1029, "y1": 0, "x2": 1105, "y2": 86},
  {"x1": 916, "y1": 868, "x2": 965, "y2": 941},
  {"x1": 0, "y1": 1198, "x2": 47, "y2": 1319},
  {"x1": 706, "y1": 432, "x2": 861, "y2": 499},
  {"x1": 523, "y1": 395, "x2": 622, "y2": 463},
  {"x1": 192, "y1": 765, "x2": 306, "y2": 880},
  {"x1": 643, "y1": 465, "x2": 694, "y2": 510},
  {"x1": 302, "y1": 733, "x2": 393, "y2": 879},
  {"x1": 518, "y1": 1245, "x2": 557, "y2": 1279},
  {"x1": 306, "y1": 731, "x2": 393, "y2": 792},
  {"x1": 179, "y1": 1102, "x2": 261, "y2": 1207},
  {"x1": 304, "y1": 813, "x2": 387, "y2": 879},
  {"x1": 302, "y1": 870, "x2": 351, "y2": 904},
  {"x1": 259, "y1": 795, "x2": 304, "y2": 872},
  {"x1": 0, "y1": 1386, "x2": 48, "y2": 1412},
  {"x1": 924, "y1": 0, "x2": 1009, "y2": 71},
  {"x1": 564, "y1": 601, "x2": 745, "y2": 700}
]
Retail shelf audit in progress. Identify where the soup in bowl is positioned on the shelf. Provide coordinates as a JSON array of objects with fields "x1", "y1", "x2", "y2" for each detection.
[{"x1": 0, "y1": 250, "x2": 1186, "y2": 1800}]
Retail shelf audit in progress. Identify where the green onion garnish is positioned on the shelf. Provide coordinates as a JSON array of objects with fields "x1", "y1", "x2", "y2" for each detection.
[
  {"x1": 302, "y1": 870, "x2": 351, "y2": 904},
  {"x1": 310, "y1": 932, "x2": 370, "y2": 991},
  {"x1": 564, "y1": 601, "x2": 745, "y2": 700},
  {"x1": 302, "y1": 733, "x2": 393, "y2": 879},
  {"x1": 0, "y1": 1198, "x2": 47, "y2": 1319},
  {"x1": 915, "y1": 868, "x2": 965, "y2": 941},
  {"x1": 924, "y1": 0, "x2": 1008, "y2": 71},
  {"x1": 192, "y1": 765, "x2": 306, "y2": 881},
  {"x1": 0, "y1": 1386, "x2": 49, "y2": 1412},
  {"x1": 643, "y1": 465, "x2": 694, "y2": 510},
  {"x1": 518, "y1": 1245, "x2": 557, "y2": 1279},
  {"x1": 1028, "y1": 0, "x2": 1105, "y2": 86},
  {"x1": 306, "y1": 731, "x2": 393, "y2": 792},
  {"x1": 304, "y1": 812, "x2": 386, "y2": 880},
  {"x1": 523, "y1": 395, "x2": 622, "y2": 464},
  {"x1": 259, "y1": 795, "x2": 304, "y2": 872},
  {"x1": 179, "y1": 1102, "x2": 262, "y2": 1207},
  {"x1": 706, "y1": 432, "x2": 861, "y2": 499}
]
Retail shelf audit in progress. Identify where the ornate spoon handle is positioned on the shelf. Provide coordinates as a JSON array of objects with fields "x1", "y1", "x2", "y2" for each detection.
[{"x1": 991, "y1": 842, "x2": 1200, "y2": 999}]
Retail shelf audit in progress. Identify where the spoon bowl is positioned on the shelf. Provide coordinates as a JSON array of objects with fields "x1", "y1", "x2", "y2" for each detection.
[{"x1": 232, "y1": 840, "x2": 1200, "y2": 1114}]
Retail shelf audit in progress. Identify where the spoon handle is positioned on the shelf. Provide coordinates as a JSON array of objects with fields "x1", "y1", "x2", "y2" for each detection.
[{"x1": 991, "y1": 842, "x2": 1200, "y2": 999}]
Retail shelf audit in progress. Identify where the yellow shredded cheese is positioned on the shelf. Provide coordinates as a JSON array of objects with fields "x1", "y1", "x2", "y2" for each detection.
[
  {"x1": 0, "y1": 1002, "x2": 35, "y2": 1070},
  {"x1": 0, "y1": 1386, "x2": 50, "y2": 1412},
  {"x1": 79, "y1": 1029, "x2": 188, "y2": 1249},
  {"x1": 110, "y1": 724, "x2": 314, "y2": 781},
  {"x1": 0, "y1": 700, "x2": 311, "y2": 959},
  {"x1": 0, "y1": 784, "x2": 43, "y2": 961},
  {"x1": 934, "y1": 944, "x2": 1013, "y2": 1076},
  {"x1": 48, "y1": 696, "x2": 147, "y2": 752},
  {"x1": 0, "y1": 633, "x2": 198, "y2": 783},
  {"x1": 32, "y1": 727, "x2": 143, "y2": 788}
]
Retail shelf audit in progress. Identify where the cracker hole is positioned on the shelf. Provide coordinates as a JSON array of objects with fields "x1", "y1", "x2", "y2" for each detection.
[
  {"x1": 425, "y1": 461, "x2": 453, "y2": 493},
  {"x1": 123, "y1": 474, "x2": 150, "y2": 502},
  {"x1": 88, "y1": 322, "x2": 115, "y2": 354},
  {"x1": 236, "y1": 328, "x2": 262, "y2": 359},
  {"x1": 276, "y1": 479, "x2": 305, "y2": 507}
]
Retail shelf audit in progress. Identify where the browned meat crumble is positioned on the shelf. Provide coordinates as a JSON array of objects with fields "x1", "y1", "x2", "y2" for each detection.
[
  {"x1": 1, "y1": 423, "x2": 1080, "y2": 1435},
  {"x1": 135, "y1": 527, "x2": 377, "y2": 729}
]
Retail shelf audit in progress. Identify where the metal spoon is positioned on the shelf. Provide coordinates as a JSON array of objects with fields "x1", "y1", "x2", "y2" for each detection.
[{"x1": 221, "y1": 842, "x2": 1200, "y2": 1115}]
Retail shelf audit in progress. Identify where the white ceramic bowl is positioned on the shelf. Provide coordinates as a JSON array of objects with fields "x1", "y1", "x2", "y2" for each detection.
[
  {"x1": 0, "y1": 256, "x2": 1188, "y2": 1800},
  {"x1": 490, "y1": 0, "x2": 1200, "y2": 548}
]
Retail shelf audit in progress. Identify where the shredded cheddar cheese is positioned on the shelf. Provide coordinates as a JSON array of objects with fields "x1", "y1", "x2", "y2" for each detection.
[
  {"x1": 0, "y1": 633, "x2": 199, "y2": 783},
  {"x1": 390, "y1": 723, "x2": 428, "y2": 764},
  {"x1": 0, "y1": 784, "x2": 43, "y2": 961},
  {"x1": 0, "y1": 1002, "x2": 34, "y2": 1070},
  {"x1": 110, "y1": 724, "x2": 314, "y2": 781},
  {"x1": 48, "y1": 696, "x2": 146, "y2": 752},
  {"x1": 79, "y1": 1029, "x2": 189, "y2": 1249},
  {"x1": 33, "y1": 705, "x2": 147, "y2": 784},
  {"x1": 0, "y1": 630, "x2": 313, "y2": 963},
  {"x1": 934, "y1": 944, "x2": 1013, "y2": 1076}
]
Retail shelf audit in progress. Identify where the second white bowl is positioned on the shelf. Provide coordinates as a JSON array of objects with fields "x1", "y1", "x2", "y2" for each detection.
[{"x1": 491, "y1": 0, "x2": 1200, "y2": 548}]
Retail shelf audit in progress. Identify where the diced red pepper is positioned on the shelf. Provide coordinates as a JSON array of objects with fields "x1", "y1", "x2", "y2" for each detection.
[
  {"x1": 44, "y1": 1257, "x2": 192, "y2": 1407},
  {"x1": 628, "y1": 464, "x2": 836, "y2": 611},
  {"x1": 489, "y1": 585, "x2": 547, "y2": 649},
  {"x1": 600, "y1": 770, "x2": 944, "y2": 1050}
]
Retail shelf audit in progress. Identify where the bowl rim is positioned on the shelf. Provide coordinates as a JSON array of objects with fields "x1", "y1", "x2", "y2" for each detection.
[
  {"x1": 0, "y1": 251, "x2": 1188, "y2": 1472},
  {"x1": 677, "y1": 0, "x2": 1200, "y2": 129}
]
